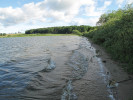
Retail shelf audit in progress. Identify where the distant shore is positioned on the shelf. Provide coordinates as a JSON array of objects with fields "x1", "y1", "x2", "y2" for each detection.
[{"x1": 0, "y1": 33, "x2": 77, "y2": 38}]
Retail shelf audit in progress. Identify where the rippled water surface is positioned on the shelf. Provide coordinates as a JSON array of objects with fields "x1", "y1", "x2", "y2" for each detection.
[{"x1": 0, "y1": 36, "x2": 111, "y2": 100}]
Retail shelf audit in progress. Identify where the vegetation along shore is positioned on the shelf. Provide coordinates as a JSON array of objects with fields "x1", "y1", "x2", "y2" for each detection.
[{"x1": 83, "y1": 4, "x2": 133, "y2": 74}]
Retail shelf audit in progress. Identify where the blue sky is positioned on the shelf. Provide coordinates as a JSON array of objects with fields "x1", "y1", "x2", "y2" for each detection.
[{"x1": 0, "y1": 0, "x2": 132, "y2": 33}]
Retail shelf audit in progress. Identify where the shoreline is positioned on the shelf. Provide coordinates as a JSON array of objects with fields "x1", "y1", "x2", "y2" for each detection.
[
  {"x1": 88, "y1": 38, "x2": 133, "y2": 100},
  {"x1": 0, "y1": 34, "x2": 77, "y2": 38},
  {"x1": 1, "y1": 35, "x2": 132, "y2": 99}
]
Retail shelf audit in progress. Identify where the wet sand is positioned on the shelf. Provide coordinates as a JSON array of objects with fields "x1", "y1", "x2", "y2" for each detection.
[{"x1": 88, "y1": 39, "x2": 133, "y2": 100}]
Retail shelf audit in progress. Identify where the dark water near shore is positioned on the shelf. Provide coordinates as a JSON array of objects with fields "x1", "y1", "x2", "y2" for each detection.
[{"x1": 0, "y1": 36, "x2": 112, "y2": 100}]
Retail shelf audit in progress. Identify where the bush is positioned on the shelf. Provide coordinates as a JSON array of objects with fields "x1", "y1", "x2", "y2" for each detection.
[
  {"x1": 85, "y1": 4, "x2": 133, "y2": 74},
  {"x1": 72, "y1": 30, "x2": 82, "y2": 35}
]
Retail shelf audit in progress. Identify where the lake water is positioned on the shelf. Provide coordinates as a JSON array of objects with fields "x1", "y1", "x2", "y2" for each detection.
[{"x1": 0, "y1": 36, "x2": 112, "y2": 100}]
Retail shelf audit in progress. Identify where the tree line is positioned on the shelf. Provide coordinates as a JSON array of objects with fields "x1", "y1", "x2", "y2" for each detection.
[
  {"x1": 0, "y1": 33, "x2": 6, "y2": 36},
  {"x1": 25, "y1": 25, "x2": 92, "y2": 34}
]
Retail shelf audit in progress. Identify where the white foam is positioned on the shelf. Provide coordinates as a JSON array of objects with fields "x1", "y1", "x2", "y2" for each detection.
[{"x1": 83, "y1": 37, "x2": 117, "y2": 100}]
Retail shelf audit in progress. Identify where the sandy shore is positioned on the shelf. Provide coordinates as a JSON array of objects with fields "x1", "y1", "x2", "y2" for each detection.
[
  {"x1": 88, "y1": 38, "x2": 133, "y2": 100},
  {"x1": 48, "y1": 36, "x2": 133, "y2": 100}
]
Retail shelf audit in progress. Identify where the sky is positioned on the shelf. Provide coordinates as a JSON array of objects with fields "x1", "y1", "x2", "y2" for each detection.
[{"x1": 0, "y1": 0, "x2": 132, "y2": 33}]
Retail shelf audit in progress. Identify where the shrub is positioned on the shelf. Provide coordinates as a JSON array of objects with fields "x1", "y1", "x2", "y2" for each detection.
[
  {"x1": 72, "y1": 30, "x2": 82, "y2": 35},
  {"x1": 85, "y1": 4, "x2": 133, "y2": 73}
]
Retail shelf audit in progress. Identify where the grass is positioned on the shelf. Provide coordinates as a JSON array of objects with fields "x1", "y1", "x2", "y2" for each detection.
[{"x1": 0, "y1": 33, "x2": 77, "y2": 38}]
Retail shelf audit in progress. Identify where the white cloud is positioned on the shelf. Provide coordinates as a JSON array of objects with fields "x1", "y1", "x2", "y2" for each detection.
[
  {"x1": 0, "y1": 2, "x2": 47, "y2": 27},
  {"x1": 117, "y1": 0, "x2": 124, "y2": 4},
  {"x1": 116, "y1": 0, "x2": 125, "y2": 7},
  {"x1": 85, "y1": 6, "x2": 103, "y2": 17},
  {"x1": 127, "y1": 0, "x2": 133, "y2": 4},
  {"x1": 0, "y1": 7, "x2": 24, "y2": 26},
  {"x1": 99, "y1": 1, "x2": 112, "y2": 10},
  {"x1": 0, "y1": 0, "x2": 112, "y2": 33},
  {"x1": 70, "y1": 17, "x2": 99, "y2": 26},
  {"x1": 85, "y1": 1, "x2": 111, "y2": 17}
]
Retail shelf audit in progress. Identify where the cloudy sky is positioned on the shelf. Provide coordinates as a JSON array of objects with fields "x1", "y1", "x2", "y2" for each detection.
[{"x1": 0, "y1": 0, "x2": 132, "y2": 33}]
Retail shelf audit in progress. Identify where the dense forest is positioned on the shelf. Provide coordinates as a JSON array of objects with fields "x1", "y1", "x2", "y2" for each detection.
[
  {"x1": 25, "y1": 25, "x2": 92, "y2": 35},
  {"x1": 84, "y1": 4, "x2": 133, "y2": 73}
]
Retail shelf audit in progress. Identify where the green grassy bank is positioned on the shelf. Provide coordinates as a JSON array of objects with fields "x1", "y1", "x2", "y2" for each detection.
[
  {"x1": 0, "y1": 33, "x2": 77, "y2": 38},
  {"x1": 84, "y1": 4, "x2": 133, "y2": 74}
]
